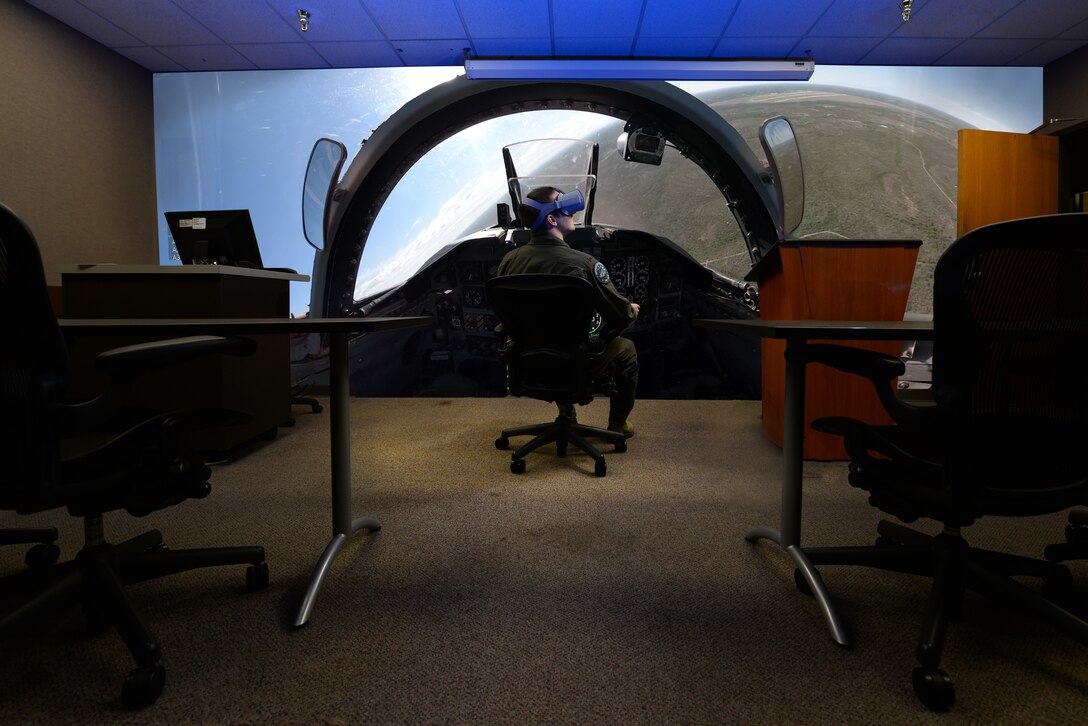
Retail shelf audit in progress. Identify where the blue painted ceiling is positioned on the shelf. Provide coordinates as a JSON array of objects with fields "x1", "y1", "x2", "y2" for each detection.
[{"x1": 24, "y1": 0, "x2": 1088, "y2": 73}]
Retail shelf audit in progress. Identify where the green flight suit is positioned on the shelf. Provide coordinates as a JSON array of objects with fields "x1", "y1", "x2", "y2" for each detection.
[{"x1": 496, "y1": 235, "x2": 639, "y2": 425}]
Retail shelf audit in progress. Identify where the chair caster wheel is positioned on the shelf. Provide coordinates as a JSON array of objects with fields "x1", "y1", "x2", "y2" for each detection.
[
  {"x1": 556, "y1": 441, "x2": 567, "y2": 458},
  {"x1": 912, "y1": 667, "x2": 955, "y2": 711},
  {"x1": 614, "y1": 441, "x2": 627, "y2": 453},
  {"x1": 594, "y1": 460, "x2": 606, "y2": 477},
  {"x1": 511, "y1": 459, "x2": 526, "y2": 474},
  {"x1": 25, "y1": 542, "x2": 60, "y2": 568},
  {"x1": 311, "y1": 403, "x2": 324, "y2": 414},
  {"x1": 246, "y1": 562, "x2": 270, "y2": 591},
  {"x1": 122, "y1": 664, "x2": 165, "y2": 709},
  {"x1": 495, "y1": 437, "x2": 509, "y2": 450},
  {"x1": 793, "y1": 568, "x2": 813, "y2": 597}
]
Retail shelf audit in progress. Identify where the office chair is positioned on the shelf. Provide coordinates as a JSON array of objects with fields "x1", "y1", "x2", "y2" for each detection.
[
  {"x1": 0, "y1": 202, "x2": 269, "y2": 709},
  {"x1": 1044, "y1": 508, "x2": 1088, "y2": 562},
  {"x1": 486, "y1": 274, "x2": 628, "y2": 477},
  {"x1": 0, "y1": 526, "x2": 59, "y2": 567},
  {"x1": 787, "y1": 213, "x2": 1088, "y2": 711}
]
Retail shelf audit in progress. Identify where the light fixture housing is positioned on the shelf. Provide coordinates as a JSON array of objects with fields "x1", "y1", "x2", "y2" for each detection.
[{"x1": 463, "y1": 56, "x2": 814, "y2": 82}]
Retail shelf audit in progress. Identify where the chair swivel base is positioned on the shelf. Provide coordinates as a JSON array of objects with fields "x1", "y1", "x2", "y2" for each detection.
[
  {"x1": 0, "y1": 528, "x2": 268, "y2": 709},
  {"x1": 798, "y1": 519, "x2": 1088, "y2": 711},
  {"x1": 496, "y1": 415, "x2": 627, "y2": 477}
]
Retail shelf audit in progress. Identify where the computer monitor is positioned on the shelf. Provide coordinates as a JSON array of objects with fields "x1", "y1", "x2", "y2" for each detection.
[{"x1": 165, "y1": 209, "x2": 264, "y2": 268}]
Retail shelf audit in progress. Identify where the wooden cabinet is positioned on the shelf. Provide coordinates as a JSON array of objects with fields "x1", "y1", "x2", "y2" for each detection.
[
  {"x1": 751, "y1": 240, "x2": 920, "y2": 460},
  {"x1": 62, "y1": 265, "x2": 307, "y2": 456},
  {"x1": 957, "y1": 129, "x2": 1059, "y2": 235}
]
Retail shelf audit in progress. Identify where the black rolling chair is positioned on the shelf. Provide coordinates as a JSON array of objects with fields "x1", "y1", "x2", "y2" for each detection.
[
  {"x1": 487, "y1": 274, "x2": 628, "y2": 477},
  {"x1": 789, "y1": 213, "x2": 1088, "y2": 711},
  {"x1": 0, "y1": 202, "x2": 269, "y2": 709}
]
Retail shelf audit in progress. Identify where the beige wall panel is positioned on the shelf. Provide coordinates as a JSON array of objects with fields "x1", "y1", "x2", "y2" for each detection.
[{"x1": 0, "y1": 2, "x2": 156, "y2": 286}]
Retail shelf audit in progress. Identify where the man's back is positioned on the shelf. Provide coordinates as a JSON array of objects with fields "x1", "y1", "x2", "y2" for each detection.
[{"x1": 497, "y1": 236, "x2": 634, "y2": 334}]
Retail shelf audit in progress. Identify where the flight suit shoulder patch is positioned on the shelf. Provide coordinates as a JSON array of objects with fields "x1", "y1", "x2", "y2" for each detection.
[{"x1": 593, "y1": 261, "x2": 610, "y2": 285}]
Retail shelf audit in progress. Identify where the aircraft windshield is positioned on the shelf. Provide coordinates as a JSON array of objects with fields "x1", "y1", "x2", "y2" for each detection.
[
  {"x1": 504, "y1": 138, "x2": 597, "y2": 227},
  {"x1": 354, "y1": 110, "x2": 750, "y2": 301}
]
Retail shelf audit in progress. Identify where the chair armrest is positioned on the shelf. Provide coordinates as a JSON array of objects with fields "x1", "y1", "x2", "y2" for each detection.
[
  {"x1": 55, "y1": 336, "x2": 257, "y2": 435},
  {"x1": 788, "y1": 343, "x2": 935, "y2": 430},
  {"x1": 786, "y1": 342, "x2": 904, "y2": 380},
  {"x1": 94, "y1": 335, "x2": 257, "y2": 379}
]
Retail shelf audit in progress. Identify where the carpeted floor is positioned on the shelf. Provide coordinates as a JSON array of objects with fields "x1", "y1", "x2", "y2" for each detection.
[{"x1": 1, "y1": 397, "x2": 1086, "y2": 723}]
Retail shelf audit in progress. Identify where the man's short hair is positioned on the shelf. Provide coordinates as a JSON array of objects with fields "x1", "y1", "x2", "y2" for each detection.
[{"x1": 516, "y1": 186, "x2": 559, "y2": 228}]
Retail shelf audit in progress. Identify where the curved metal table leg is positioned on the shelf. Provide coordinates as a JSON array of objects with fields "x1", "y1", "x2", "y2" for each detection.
[
  {"x1": 293, "y1": 332, "x2": 381, "y2": 628},
  {"x1": 293, "y1": 517, "x2": 381, "y2": 629},
  {"x1": 742, "y1": 338, "x2": 852, "y2": 647},
  {"x1": 786, "y1": 545, "x2": 850, "y2": 646}
]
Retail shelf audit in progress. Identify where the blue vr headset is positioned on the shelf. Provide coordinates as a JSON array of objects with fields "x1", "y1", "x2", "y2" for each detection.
[{"x1": 523, "y1": 189, "x2": 585, "y2": 230}]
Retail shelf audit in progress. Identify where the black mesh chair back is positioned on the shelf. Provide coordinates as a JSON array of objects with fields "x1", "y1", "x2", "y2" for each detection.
[
  {"x1": 0, "y1": 202, "x2": 68, "y2": 493},
  {"x1": 932, "y1": 212, "x2": 1088, "y2": 514},
  {"x1": 486, "y1": 273, "x2": 599, "y2": 405}
]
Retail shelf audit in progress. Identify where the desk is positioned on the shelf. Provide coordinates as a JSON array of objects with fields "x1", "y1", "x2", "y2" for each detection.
[
  {"x1": 59, "y1": 316, "x2": 431, "y2": 628},
  {"x1": 695, "y1": 318, "x2": 934, "y2": 646},
  {"x1": 61, "y1": 265, "x2": 309, "y2": 454}
]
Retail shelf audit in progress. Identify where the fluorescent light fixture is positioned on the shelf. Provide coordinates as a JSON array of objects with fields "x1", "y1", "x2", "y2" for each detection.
[{"x1": 463, "y1": 57, "x2": 814, "y2": 82}]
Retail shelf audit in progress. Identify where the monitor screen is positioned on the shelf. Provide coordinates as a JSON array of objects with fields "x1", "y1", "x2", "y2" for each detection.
[{"x1": 165, "y1": 209, "x2": 263, "y2": 268}]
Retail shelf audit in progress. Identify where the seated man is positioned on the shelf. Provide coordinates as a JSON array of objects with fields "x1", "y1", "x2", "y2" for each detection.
[{"x1": 496, "y1": 186, "x2": 640, "y2": 437}]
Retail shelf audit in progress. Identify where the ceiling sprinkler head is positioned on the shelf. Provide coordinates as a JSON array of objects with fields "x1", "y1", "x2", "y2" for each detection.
[
  {"x1": 297, "y1": 9, "x2": 311, "y2": 32},
  {"x1": 900, "y1": 0, "x2": 913, "y2": 22}
]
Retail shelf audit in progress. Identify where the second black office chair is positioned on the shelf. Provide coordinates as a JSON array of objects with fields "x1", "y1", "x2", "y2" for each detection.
[
  {"x1": 789, "y1": 213, "x2": 1088, "y2": 711},
  {"x1": 487, "y1": 274, "x2": 628, "y2": 477},
  {"x1": 0, "y1": 202, "x2": 269, "y2": 709}
]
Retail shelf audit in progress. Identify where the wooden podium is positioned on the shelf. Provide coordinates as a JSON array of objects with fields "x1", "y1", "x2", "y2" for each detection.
[
  {"x1": 749, "y1": 240, "x2": 921, "y2": 460},
  {"x1": 61, "y1": 264, "x2": 307, "y2": 456}
]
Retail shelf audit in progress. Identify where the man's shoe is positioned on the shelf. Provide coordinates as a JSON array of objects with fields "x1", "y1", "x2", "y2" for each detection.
[{"x1": 608, "y1": 420, "x2": 635, "y2": 438}]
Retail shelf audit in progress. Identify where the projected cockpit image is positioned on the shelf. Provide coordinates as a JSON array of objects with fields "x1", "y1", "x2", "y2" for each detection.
[{"x1": 154, "y1": 64, "x2": 1041, "y2": 401}]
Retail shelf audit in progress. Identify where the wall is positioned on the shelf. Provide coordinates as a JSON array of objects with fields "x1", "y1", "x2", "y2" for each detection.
[
  {"x1": 0, "y1": 1, "x2": 157, "y2": 286},
  {"x1": 1044, "y1": 43, "x2": 1088, "y2": 121}
]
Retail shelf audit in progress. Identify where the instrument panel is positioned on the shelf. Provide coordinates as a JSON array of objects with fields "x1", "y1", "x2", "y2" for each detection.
[{"x1": 347, "y1": 225, "x2": 760, "y2": 399}]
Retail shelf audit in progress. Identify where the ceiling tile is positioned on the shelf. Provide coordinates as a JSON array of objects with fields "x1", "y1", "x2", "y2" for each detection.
[
  {"x1": 554, "y1": 37, "x2": 636, "y2": 56},
  {"x1": 552, "y1": 0, "x2": 642, "y2": 39},
  {"x1": 156, "y1": 44, "x2": 258, "y2": 71},
  {"x1": 74, "y1": 0, "x2": 221, "y2": 46},
  {"x1": 894, "y1": 0, "x2": 1022, "y2": 39},
  {"x1": 1013, "y1": 38, "x2": 1088, "y2": 66},
  {"x1": 171, "y1": 0, "x2": 297, "y2": 44},
  {"x1": 114, "y1": 46, "x2": 187, "y2": 72},
  {"x1": 936, "y1": 38, "x2": 1044, "y2": 65},
  {"x1": 25, "y1": 0, "x2": 143, "y2": 47},
  {"x1": 1058, "y1": 16, "x2": 1088, "y2": 40},
  {"x1": 265, "y1": 0, "x2": 385, "y2": 42},
  {"x1": 312, "y1": 41, "x2": 403, "y2": 68},
  {"x1": 234, "y1": 43, "x2": 331, "y2": 70},
  {"x1": 362, "y1": 0, "x2": 464, "y2": 40},
  {"x1": 634, "y1": 36, "x2": 718, "y2": 57},
  {"x1": 459, "y1": 0, "x2": 551, "y2": 39},
  {"x1": 809, "y1": 0, "x2": 905, "y2": 37},
  {"x1": 979, "y1": 2, "x2": 1088, "y2": 39},
  {"x1": 636, "y1": 0, "x2": 737, "y2": 38},
  {"x1": 473, "y1": 38, "x2": 554, "y2": 56},
  {"x1": 713, "y1": 37, "x2": 803, "y2": 58},
  {"x1": 725, "y1": 0, "x2": 834, "y2": 36},
  {"x1": 389, "y1": 39, "x2": 469, "y2": 66},
  {"x1": 794, "y1": 37, "x2": 883, "y2": 65},
  {"x1": 862, "y1": 37, "x2": 962, "y2": 65}
]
